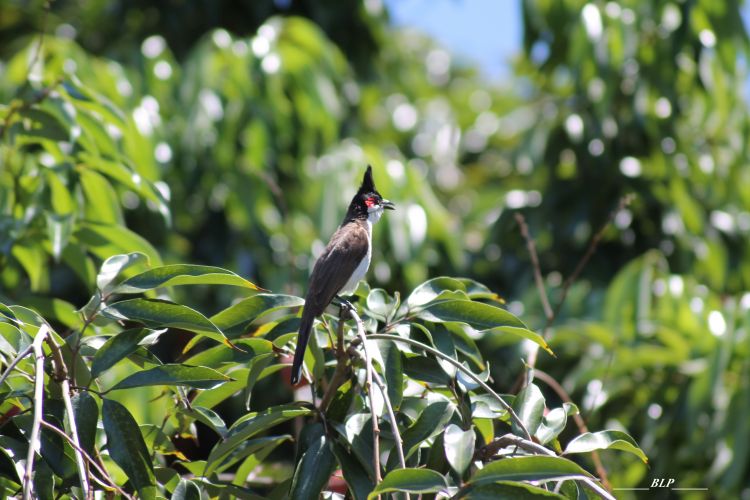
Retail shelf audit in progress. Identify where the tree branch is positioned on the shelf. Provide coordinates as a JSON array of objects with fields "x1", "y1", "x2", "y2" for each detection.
[
  {"x1": 23, "y1": 324, "x2": 49, "y2": 500},
  {"x1": 351, "y1": 310, "x2": 382, "y2": 485},
  {"x1": 45, "y1": 334, "x2": 91, "y2": 497}
]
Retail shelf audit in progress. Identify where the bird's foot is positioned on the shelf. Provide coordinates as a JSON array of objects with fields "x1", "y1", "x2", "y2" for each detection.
[{"x1": 333, "y1": 296, "x2": 356, "y2": 318}]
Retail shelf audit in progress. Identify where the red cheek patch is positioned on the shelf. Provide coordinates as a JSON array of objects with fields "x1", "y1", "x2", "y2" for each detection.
[{"x1": 365, "y1": 197, "x2": 376, "y2": 208}]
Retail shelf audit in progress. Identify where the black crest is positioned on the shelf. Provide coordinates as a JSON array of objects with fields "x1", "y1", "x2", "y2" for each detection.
[{"x1": 358, "y1": 165, "x2": 376, "y2": 195}]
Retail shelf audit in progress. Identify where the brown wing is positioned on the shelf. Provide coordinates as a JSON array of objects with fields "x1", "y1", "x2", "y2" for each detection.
[{"x1": 303, "y1": 220, "x2": 369, "y2": 316}]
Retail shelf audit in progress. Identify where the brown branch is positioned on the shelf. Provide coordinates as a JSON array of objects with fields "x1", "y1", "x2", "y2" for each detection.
[
  {"x1": 350, "y1": 309, "x2": 382, "y2": 486},
  {"x1": 545, "y1": 195, "x2": 633, "y2": 330},
  {"x1": 514, "y1": 213, "x2": 554, "y2": 324},
  {"x1": 45, "y1": 334, "x2": 91, "y2": 496},
  {"x1": 23, "y1": 325, "x2": 49, "y2": 500},
  {"x1": 534, "y1": 369, "x2": 611, "y2": 492},
  {"x1": 319, "y1": 307, "x2": 351, "y2": 411}
]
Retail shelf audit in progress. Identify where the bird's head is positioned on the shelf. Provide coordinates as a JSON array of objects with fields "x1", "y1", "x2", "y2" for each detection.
[{"x1": 349, "y1": 165, "x2": 395, "y2": 223}]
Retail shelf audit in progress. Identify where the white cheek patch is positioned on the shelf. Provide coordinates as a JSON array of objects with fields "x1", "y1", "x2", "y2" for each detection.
[{"x1": 367, "y1": 205, "x2": 384, "y2": 223}]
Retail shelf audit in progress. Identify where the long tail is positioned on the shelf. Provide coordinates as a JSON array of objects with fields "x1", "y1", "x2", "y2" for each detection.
[{"x1": 290, "y1": 310, "x2": 315, "y2": 385}]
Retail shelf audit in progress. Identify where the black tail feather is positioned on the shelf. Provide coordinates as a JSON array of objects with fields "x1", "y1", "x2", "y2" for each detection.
[{"x1": 290, "y1": 312, "x2": 314, "y2": 385}]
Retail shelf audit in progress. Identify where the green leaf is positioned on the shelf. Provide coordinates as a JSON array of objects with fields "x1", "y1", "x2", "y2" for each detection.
[
  {"x1": 210, "y1": 294, "x2": 304, "y2": 338},
  {"x1": 212, "y1": 435, "x2": 291, "y2": 475},
  {"x1": 76, "y1": 222, "x2": 162, "y2": 268},
  {"x1": 564, "y1": 430, "x2": 648, "y2": 463},
  {"x1": 71, "y1": 392, "x2": 98, "y2": 455},
  {"x1": 113, "y1": 264, "x2": 265, "y2": 293},
  {"x1": 402, "y1": 354, "x2": 451, "y2": 385},
  {"x1": 172, "y1": 479, "x2": 203, "y2": 500},
  {"x1": 78, "y1": 168, "x2": 123, "y2": 224},
  {"x1": 102, "y1": 298, "x2": 233, "y2": 348},
  {"x1": 381, "y1": 340, "x2": 403, "y2": 410},
  {"x1": 177, "y1": 406, "x2": 228, "y2": 438},
  {"x1": 468, "y1": 456, "x2": 593, "y2": 485},
  {"x1": 407, "y1": 277, "x2": 502, "y2": 309},
  {"x1": 444, "y1": 424, "x2": 475, "y2": 475},
  {"x1": 96, "y1": 252, "x2": 149, "y2": 294},
  {"x1": 417, "y1": 300, "x2": 525, "y2": 330},
  {"x1": 536, "y1": 403, "x2": 578, "y2": 445},
  {"x1": 458, "y1": 481, "x2": 566, "y2": 499},
  {"x1": 289, "y1": 423, "x2": 337, "y2": 500},
  {"x1": 331, "y1": 441, "x2": 374, "y2": 500},
  {"x1": 91, "y1": 328, "x2": 165, "y2": 377},
  {"x1": 512, "y1": 383, "x2": 545, "y2": 436},
  {"x1": 206, "y1": 404, "x2": 312, "y2": 475},
  {"x1": 183, "y1": 338, "x2": 273, "y2": 367},
  {"x1": 401, "y1": 400, "x2": 454, "y2": 460},
  {"x1": 109, "y1": 364, "x2": 232, "y2": 390},
  {"x1": 45, "y1": 212, "x2": 74, "y2": 260},
  {"x1": 368, "y1": 468, "x2": 448, "y2": 499},
  {"x1": 102, "y1": 398, "x2": 156, "y2": 499},
  {"x1": 244, "y1": 352, "x2": 274, "y2": 409}
]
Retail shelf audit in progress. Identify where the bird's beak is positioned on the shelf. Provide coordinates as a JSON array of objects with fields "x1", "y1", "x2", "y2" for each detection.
[{"x1": 382, "y1": 199, "x2": 395, "y2": 210}]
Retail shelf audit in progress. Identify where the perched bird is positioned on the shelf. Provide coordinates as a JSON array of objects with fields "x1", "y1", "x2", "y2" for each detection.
[{"x1": 291, "y1": 166, "x2": 394, "y2": 385}]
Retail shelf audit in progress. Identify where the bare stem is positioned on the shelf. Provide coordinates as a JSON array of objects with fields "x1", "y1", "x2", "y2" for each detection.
[
  {"x1": 370, "y1": 368, "x2": 406, "y2": 470},
  {"x1": 368, "y1": 333, "x2": 532, "y2": 441},
  {"x1": 350, "y1": 310, "x2": 382, "y2": 485},
  {"x1": 514, "y1": 213, "x2": 554, "y2": 324},
  {"x1": 45, "y1": 334, "x2": 91, "y2": 496},
  {"x1": 23, "y1": 324, "x2": 49, "y2": 500}
]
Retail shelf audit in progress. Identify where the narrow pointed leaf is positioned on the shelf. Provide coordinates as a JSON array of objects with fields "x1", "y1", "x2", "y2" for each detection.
[
  {"x1": 113, "y1": 264, "x2": 265, "y2": 293},
  {"x1": 109, "y1": 364, "x2": 232, "y2": 390},
  {"x1": 95, "y1": 252, "x2": 149, "y2": 294},
  {"x1": 102, "y1": 298, "x2": 233, "y2": 347},
  {"x1": 71, "y1": 392, "x2": 98, "y2": 455},
  {"x1": 401, "y1": 400, "x2": 454, "y2": 459},
  {"x1": 417, "y1": 300, "x2": 525, "y2": 330},
  {"x1": 210, "y1": 294, "x2": 304, "y2": 338},
  {"x1": 469, "y1": 456, "x2": 593, "y2": 485},
  {"x1": 206, "y1": 404, "x2": 312, "y2": 474},
  {"x1": 102, "y1": 399, "x2": 156, "y2": 499},
  {"x1": 564, "y1": 430, "x2": 648, "y2": 463},
  {"x1": 91, "y1": 328, "x2": 163, "y2": 377},
  {"x1": 289, "y1": 424, "x2": 337, "y2": 500}
]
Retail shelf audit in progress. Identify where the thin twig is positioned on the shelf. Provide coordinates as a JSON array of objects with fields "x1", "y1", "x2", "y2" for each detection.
[
  {"x1": 477, "y1": 432, "x2": 554, "y2": 460},
  {"x1": 351, "y1": 310, "x2": 382, "y2": 484},
  {"x1": 368, "y1": 333, "x2": 532, "y2": 441},
  {"x1": 0, "y1": 345, "x2": 34, "y2": 388},
  {"x1": 534, "y1": 369, "x2": 611, "y2": 492},
  {"x1": 39, "y1": 420, "x2": 132, "y2": 499},
  {"x1": 370, "y1": 368, "x2": 406, "y2": 470},
  {"x1": 23, "y1": 324, "x2": 49, "y2": 500},
  {"x1": 514, "y1": 213, "x2": 554, "y2": 324},
  {"x1": 45, "y1": 334, "x2": 91, "y2": 497},
  {"x1": 546, "y1": 195, "x2": 634, "y2": 330}
]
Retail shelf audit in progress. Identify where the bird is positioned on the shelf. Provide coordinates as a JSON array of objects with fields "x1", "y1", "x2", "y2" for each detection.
[{"x1": 290, "y1": 166, "x2": 394, "y2": 385}]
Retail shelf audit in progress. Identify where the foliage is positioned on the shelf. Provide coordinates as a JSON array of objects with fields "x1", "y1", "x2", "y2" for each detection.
[
  {"x1": 1, "y1": 0, "x2": 749, "y2": 497},
  {"x1": 0, "y1": 252, "x2": 645, "y2": 498}
]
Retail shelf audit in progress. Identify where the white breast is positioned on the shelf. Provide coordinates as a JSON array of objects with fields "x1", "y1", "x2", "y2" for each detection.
[{"x1": 340, "y1": 219, "x2": 372, "y2": 294}]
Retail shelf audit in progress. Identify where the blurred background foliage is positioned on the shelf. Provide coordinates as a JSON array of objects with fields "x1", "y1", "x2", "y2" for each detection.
[{"x1": 1, "y1": 0, "x2": 750, "y2": 496}]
